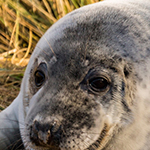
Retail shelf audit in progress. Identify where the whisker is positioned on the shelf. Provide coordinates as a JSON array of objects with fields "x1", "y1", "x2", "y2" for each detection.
[
  {"x1": 82, "y1": 141, "x2": 89, "y2": 149},
  {"x1": 83, "y1": 135, "x2": 96, "y2": 142},
  {"x1": 0, "y1": 133, "x2": 22, "y2": 149},
  {"x1": 21, "y1": 133, "x2": 30, "y2": 137},
  {"x1": 81, "y1": 131, "x2": 100, "y2": 135},
  {"x1": 72, "y1": 138, "x2": 82, "y2": 150},
  {"x1": 36, "y1": 27, "x2": 56, "y2": 57},
  {"x1": 14, "y1": 140, "x2": 25, "y2": 150},
  {"x1": 83, "y1": 136, "x2": 100, "y2": 150},
  {"x1": 84, "y1": 36, "x2": 91, "y2": 61},
  {"x1": 0, "y1": 128, "x2": 25, "y2": 130},
  {"x1": 0, "y1": 118, "x2": 25, "y2": 126},
  {"x1": 76, "y1": 136, "x2": 90, "y2": 149},
  {"x1": 36, "y1": 45, "x2": 51, "y2": 58},
  {"x1": 6, "y1": 138, "x2": 23, "y2": 150},
  {"x1": 0, "y1": 132, "x2": 20, "y2": 141},
  {"x1": 82, "y1": 138, "x2": 97, "y2": 150}
]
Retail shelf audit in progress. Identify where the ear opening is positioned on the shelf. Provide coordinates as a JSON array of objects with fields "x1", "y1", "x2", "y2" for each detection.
[
  {"x1": 124, "y1": 65, "x2": 130, "y2": 78},
  {"x1": 113, "y1": 55, "x2": 132, "y2": 78}
]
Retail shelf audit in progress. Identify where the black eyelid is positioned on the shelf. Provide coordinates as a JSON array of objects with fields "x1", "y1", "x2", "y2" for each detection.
[
  {"x1": 88, "y1": 76, "x2": 110, "y2": 93},
  {"x1": 88, "y1": 75, "x2": 110, "y2": 84},
  {"x1": 34, "y1": 62, "x2": 47, "y2": 87},
  {"x1": 37, "y1": 62, "x2": 47, "y2": 70},
  {"x1": 34, "y1": 70, "x2": 45, "y2": 87}
]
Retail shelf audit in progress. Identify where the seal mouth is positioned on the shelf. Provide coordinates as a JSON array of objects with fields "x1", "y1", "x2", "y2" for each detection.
[{"x1": 86, "y1": 124, "x2": 110, "y2": 150}]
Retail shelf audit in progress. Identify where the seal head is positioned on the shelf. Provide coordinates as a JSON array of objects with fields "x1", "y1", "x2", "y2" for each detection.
[
  {"x1": 21, "y1": 0, "x2": 150, "y2": 149},
  {"x1": 1, "y1": 0, "x2": 150, "y2": 150},
  {"x1": 20, "y1": 0, "x2": 150, "y2": 149}
]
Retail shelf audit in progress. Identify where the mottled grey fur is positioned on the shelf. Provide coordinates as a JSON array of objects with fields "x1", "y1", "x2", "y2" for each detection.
[{"x1": 0, "y1": 0, "x2": 150, "y2": 149}]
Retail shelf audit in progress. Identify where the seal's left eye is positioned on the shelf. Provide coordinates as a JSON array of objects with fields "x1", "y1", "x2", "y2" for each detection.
[
  {"x1": 34, "y1": 70, "x2": 45, "y2": 87},
  {"x1": 89, "y1": 77, "x2": 109, "y2": 92}
]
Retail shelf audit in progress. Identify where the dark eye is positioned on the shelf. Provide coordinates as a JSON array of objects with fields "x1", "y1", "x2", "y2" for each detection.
[
  {"x1": 34, "y1": 70, "x2": 45, "y2": 87},
  {"x1": 89, "y1": 77, "x2": 109, "y2": 92}
]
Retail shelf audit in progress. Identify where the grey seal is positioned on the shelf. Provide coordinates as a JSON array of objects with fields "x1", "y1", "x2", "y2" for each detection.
[{"x1": 0, "y1": 0, "x2": 150, "y2": 149}]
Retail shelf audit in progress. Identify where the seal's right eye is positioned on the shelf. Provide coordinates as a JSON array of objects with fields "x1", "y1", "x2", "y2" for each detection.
[
  {"x1": 34, "y1": 70, "x2": 45, "y2": 87},
  {"x1": 88, "y1": 77, "x2": 110, "y2": 93}
]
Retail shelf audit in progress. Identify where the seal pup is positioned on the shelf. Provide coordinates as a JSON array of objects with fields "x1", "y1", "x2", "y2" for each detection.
[{"x1": 1, "y1": 0, "x2": 150, "y2": 149}]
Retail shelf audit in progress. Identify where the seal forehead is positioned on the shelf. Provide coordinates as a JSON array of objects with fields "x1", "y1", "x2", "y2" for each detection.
[{"x1": 33, "y1": 0, "x2": 150, "y2": 66}]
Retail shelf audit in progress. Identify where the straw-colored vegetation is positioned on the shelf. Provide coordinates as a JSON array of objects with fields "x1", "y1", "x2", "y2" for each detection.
[{"x1": 0, "y1": 0, "x2": 101, "y2": 110}]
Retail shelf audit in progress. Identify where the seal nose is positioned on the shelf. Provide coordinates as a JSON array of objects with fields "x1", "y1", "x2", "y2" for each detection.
[{"x1": 30, "y1": 118, "x2": 62, "y2": 148}]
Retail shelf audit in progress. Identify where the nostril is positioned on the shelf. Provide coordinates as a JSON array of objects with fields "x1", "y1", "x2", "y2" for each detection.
[
  {"x1": 33, "y1": 120, "x2": 40, "y2": 131},
  {"x1": 51, "y1": 125, "x2": 62, "y2": 140},
  {"x1": 30, "y1": 120, "x2": 40, "y2": 145},
  {"x1": 51, "y1": 120, "x2": 62, "y2": 133},
  {"x1": 51, "y1": 120, "x2": 58, "y2": 132},
  {"x1": 30, "y1": 118, "x2": 62, "y2": 147}
]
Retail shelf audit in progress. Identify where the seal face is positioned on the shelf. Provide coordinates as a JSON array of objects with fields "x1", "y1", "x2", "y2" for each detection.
[
  {"x1": 24, "y1": 49, "x2": 136, "y2": 149},
  {"x1": 1, "y1": 0, "x2": 150, "y2": 150}
]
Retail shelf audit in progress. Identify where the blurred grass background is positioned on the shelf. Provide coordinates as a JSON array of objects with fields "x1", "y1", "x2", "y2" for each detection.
[{"x1": 0, "y1": 0, "x2": 101, "y2": 111}]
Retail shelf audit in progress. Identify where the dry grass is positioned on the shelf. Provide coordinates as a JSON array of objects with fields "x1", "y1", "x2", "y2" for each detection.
[{"x1": 0, "y1": 0, "x2": 101, "y2": 110}]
